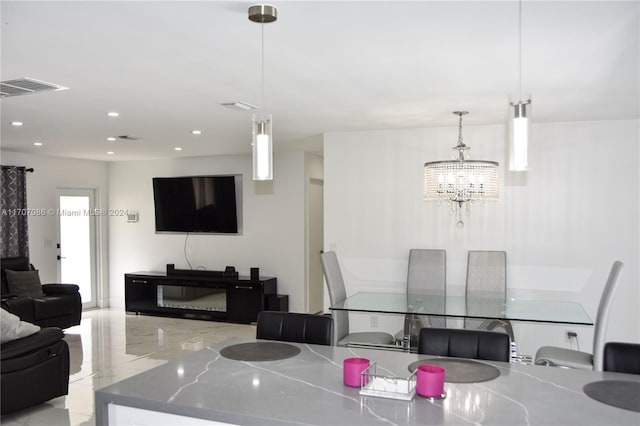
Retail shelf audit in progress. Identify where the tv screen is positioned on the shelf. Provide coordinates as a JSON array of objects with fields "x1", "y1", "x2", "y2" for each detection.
[{"x1": 153, "y1": 175, "x2": 239, "y2": 234}]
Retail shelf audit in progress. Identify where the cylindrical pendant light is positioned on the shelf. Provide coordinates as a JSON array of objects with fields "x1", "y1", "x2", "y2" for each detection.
[
  {"x1": 249, "y1": 4, "x2": 277, "y2": 181},
  {"x1": 508, "y1": 0, "x2": 532, "y2": 172},
  {"x1": 252, "y1": 112, "x2": 273, "y2": 180},
  {"x1": 509, "y1": 96, "x2": 531, "y2": 171}
]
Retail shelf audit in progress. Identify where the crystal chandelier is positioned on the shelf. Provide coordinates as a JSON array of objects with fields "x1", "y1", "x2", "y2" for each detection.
[
  {"x1": 249, "y1": 4, "x2": 277, "y2": 181},
  {"x1": 423, "y1": 111, "x2": 500, "y2": 229}
]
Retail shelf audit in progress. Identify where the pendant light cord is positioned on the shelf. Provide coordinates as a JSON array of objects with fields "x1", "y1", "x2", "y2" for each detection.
[
  {"x1": 261, "y1": 22, "x2": 265, "y2": 112},
  {"x1": 518, "y1": 0, "x2": 523, "y2": 102}
]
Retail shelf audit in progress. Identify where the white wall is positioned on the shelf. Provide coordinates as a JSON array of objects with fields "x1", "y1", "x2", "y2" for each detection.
[
  {"x1": 107, "y1": 151, "x2": 308, "y2": 311},
  {"x1": 0, "y1": 151, "x2": 110, "y2": 306},
  {"x1": 323, "y1": 120, "x2": 640, "y2": 356}
]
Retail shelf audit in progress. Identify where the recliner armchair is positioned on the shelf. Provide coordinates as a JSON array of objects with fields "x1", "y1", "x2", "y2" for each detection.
[
  {"x1": 1, "y1": 327, "x2": 70, "y2": 414},
  {"x1": 1, "y1": 257, "x2": 81, "y2": 329}
]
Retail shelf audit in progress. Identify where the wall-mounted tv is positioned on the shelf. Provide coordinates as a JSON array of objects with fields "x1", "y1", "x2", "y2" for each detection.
[{"x1": 153, "y1": 175, "x2": 241, "y2": 234}]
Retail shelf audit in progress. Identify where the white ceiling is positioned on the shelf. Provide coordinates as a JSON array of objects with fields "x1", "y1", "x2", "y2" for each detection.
[{"x1": 1, "y1": 1, "x2": 638, "y2": 162}]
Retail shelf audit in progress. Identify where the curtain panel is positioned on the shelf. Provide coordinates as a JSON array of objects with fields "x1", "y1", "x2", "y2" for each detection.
[{"x1": 1, "y1": 165, "x2": 30, "y2": 258}]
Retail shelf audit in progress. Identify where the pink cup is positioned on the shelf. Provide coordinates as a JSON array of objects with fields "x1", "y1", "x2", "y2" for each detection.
[
  {"x1": 416, "y1": 364, "x2": 445, "y2": 397},
  {"x1": 343, "y1": 357, "x2": 370, "y2": 387}
]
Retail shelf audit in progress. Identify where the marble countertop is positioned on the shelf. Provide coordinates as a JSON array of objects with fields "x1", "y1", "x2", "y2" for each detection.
[{"x1": 95, "y1": 338, "x2": 640, "y2": 425}]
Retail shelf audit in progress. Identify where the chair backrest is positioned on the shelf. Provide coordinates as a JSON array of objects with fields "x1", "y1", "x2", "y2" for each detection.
[
  {"x1": 407, "y1": 249, "x2": 446, "y2": 295},
  {"x1": 256, "y1": 311, "x2": 333, "y2": 346},
  {"x1": 407, "y1": 249, "x2": 446, "y2": 329},
  {"x1": 1, "y1": 257, "x2": 31, "y2": 295},
  {"x1": 592, "y1": 261, "x2": 624, "y2": 371},
  {"x1": 465, "y1": 250, "x2": 507, "y2": 298},
  {"x1": 320, "y1": 251, "x2": 349, "y2": 344},
  {"x1": 603, "y1": 341, "x2": 640, "y2": 374},
  {"x1": 418, "y1": 327, "x2": 511, "y2": 362},
  {"x1": 464, "y1": 251, "x2": 506, "y2": 330}
]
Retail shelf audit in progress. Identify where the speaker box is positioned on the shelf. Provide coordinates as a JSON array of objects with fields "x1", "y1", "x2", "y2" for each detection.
[
  {"x1": 267, "y1": 295, "x2": 289, "y2": 312},
  {"x1": 250, "y1": 267, "x2": 259, "y2": 280}
]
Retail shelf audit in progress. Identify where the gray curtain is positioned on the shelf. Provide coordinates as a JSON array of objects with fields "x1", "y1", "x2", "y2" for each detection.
[{"x1": 1, "y1": 166, "x2": 30, "y2": 258}]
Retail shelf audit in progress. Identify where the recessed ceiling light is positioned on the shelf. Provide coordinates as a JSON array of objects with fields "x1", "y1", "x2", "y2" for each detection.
[
  {"x1": 174, "y1": 147, "x2": 182, "y2": 151},
  {"x1": 33, "y1": 142, "x2": 43, "y2": 146},
  {"x1": 106, "y1": 112, "x2": 119, "y2": 117},
  {"x1": 107, "y1": 137, "x2": 116, "y2": 142},
  {"x1": 11, "y1": 121, "x2": 23, "y2": 126},
  {"x1": 107, "y1": 151, "x2": 114, "y2": 155},
  {"x1": 191, "y1": 130, "x2": 202, "y2": 135}
]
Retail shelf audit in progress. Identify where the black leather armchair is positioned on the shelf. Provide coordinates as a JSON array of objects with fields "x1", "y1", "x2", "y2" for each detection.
[
  {"x1": 1, "y1": 327, "x2": 70, "y2": 414},
  {"x1": 603, "y1": 342, "x2": 640, "y2": 374},
  {"x1": 418, "y1": 327, "x2": 511, "y2": 362},
  {"x1": 256, "y1": 311, "x2": 333, "y2": 345},
  {"x1": 1, "y1": 257, "x2": 81, "y2": 329}
]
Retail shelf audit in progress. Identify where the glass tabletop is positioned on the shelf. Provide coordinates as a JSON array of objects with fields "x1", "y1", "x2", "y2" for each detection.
[{"x1": 330, "y1": 292, "x2": 593, "y2": 325}]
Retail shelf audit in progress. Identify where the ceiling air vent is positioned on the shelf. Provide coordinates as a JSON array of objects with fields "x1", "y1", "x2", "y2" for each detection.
[
  {"x1": 117, "y1": 135, "x2": 141, "y2": 140},
  {"x1": 0, "y1": 77, "x2": 69, "y2": 98},
  {"x1": 220, "y1": 101, "x2": 259, "y2": 112}
]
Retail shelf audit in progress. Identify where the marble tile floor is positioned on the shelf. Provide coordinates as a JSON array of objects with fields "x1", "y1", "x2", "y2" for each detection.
[{"x1": 1, "y1": 308, "x2": 256, "y2": 426}]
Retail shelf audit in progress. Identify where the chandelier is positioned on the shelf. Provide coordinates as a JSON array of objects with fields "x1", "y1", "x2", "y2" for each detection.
[{"x1": 423, "y1": 111, "x2": 499, "y2": 229}]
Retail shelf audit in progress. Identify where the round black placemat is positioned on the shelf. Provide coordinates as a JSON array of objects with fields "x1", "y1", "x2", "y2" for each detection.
[
  {"x1": 220, "y1": 342, "x2": 301, "y2": 361},
  {"x1": 408, "y1": 358, "x2": 501, "y2": 383},
  {"x1": 583, "y1": 380, "x2": 640, "y2": 412}
]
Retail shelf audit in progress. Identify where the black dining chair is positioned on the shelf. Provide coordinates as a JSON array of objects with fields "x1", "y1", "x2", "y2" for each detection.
[
  {"x1": 256, "y1": 311, "x2": 333, "y2": 346},
  {"x1": 418, "y1": 327, "x2": 511, "y2": 362},
  {"x1": 603, "y1": 342, "x2": 640, "y2": 374}
]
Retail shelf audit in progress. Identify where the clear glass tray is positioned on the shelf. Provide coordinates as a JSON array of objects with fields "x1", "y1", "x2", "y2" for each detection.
[{"x1": 359, "y1": 362, "x2": 416, "y2": 401}]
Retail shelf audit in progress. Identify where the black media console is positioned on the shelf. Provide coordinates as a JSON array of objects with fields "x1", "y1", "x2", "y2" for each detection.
[{"x1": 125, "y1": 266, "x2": 287, "y2": 324}]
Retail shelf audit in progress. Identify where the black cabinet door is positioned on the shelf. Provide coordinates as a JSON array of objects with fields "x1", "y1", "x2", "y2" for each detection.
[
  {"x1": 125, "y1": 276, "x2": 157, "y2": 312},
  {"x1": 228, "y1": 284, "x2": 262, "y2": 323}
]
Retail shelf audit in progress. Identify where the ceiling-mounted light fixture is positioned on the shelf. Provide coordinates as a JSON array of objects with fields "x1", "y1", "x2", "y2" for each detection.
[
  {"x1": 424, "y1": 111, "x2": 500, "y2": 229},
  {"x1": 508, "y1": 0, "x2": 531, "y2": 171},
  {"x1": 249, "y1": 4, "x2": 277, "y2": 181}
]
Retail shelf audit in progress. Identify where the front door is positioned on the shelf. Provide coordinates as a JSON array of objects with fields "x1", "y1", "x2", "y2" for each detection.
[{"x1": 57, "y1": 188, "x2": 98, "y2": 309}]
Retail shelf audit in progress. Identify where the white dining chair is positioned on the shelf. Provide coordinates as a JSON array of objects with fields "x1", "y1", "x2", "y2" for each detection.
[
  {"x1": 464, "y1": 250, "x2": 514, "y2": 341},
  {"x1": 535, "y1": 261, "x2": 624, "y2": 371},
  {"x1": 320, "y1": 251, "x2": 395, "y2": 347},
  {"x1": 394, "y1": 249, "x2": 446, "y2": 349}
]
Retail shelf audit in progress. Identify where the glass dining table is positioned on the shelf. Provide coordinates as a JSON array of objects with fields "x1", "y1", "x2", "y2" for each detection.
[{"x1": 329, "y1": 292, "x2": 593, "y2": 325}]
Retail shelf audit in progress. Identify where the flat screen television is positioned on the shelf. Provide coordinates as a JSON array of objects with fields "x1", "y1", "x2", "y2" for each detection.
[{"x1": 153, "y1": 175, "x2": 240, "y2": 234}]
